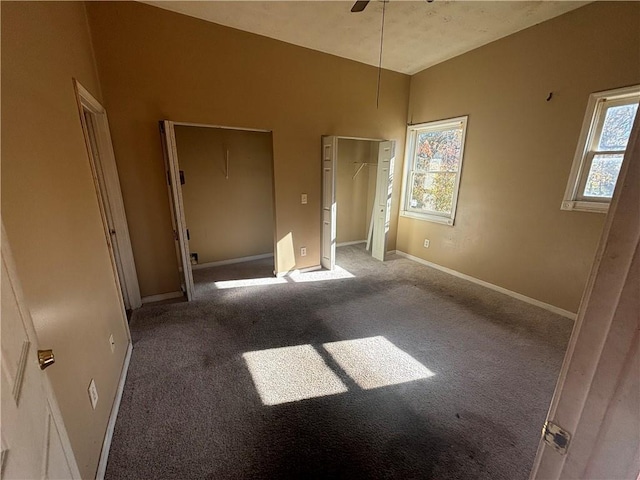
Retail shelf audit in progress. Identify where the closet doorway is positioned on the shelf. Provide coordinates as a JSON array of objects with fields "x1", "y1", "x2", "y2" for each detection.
[
  {"x1": 321, "y1": 136, "x2": 396, "y2": 270},
  {"x1": 160, "y1": 121, "x2": 275, "y2": 300}
]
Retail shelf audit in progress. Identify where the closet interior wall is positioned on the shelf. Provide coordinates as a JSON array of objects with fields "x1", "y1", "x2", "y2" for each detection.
[
  {"x1": 336, "y1": 139, "x2": 378, "y2": 246},
  {"x1": 174, "y1": 126, "x2": 274, "y2": 266}
]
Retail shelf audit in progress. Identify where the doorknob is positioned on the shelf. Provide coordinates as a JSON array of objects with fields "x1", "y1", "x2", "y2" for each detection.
[{"x1": 38, "y1": 349, "x2": 55, "y2": 370}]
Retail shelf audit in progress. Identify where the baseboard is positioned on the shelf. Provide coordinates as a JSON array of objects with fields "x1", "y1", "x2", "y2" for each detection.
[
  {"x1": 275, "y1": 265, "x2": 322, "y2": 277},
  {"x1": 337, "y1": 240, "x2": 366, "y2": 247},
  {"x1": 96, "y1": 341, "x2": 132, "y2": 480},
  {"x1": 386, "y1": 250, "x2": 397, "y2": 255},
  {"x1": 394, "y1": 250, "x2": 577, "y2": 320},
  {"x1": 192, "y1": 253, "x2": 274, "y2": 270},
  {"x1": 141, "y1": 291, "x2": 183, "y2": 304}
]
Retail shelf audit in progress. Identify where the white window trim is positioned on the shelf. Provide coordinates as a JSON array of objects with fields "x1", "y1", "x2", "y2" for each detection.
[
  {"x1": 400, "y1": 116, "x2": 468, "y2": 226},
  {"x1": 562, "y1": 84, "x2": 639, "y2": 213}
]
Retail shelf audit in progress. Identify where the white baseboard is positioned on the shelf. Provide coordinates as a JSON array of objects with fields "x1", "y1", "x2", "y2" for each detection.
[
  {"x1": 96, "y1": 341, "x2": 132, "y2": 480},
  {"x1": 192, "y1": 253, "x2": 274, "y2": 270},
  {"x1": 394, "y1": 250, "x2": 577, "y2": 320},
  {"x1": 386, "y1": 250, "x2": 397, "y2": 255},
  {"x1": 141, "y1": 291, "x2": 183, "y2": 304},
  {"x1": 275, "y1": 265, "x2": 322, "y2": 277},
  {"x1": 337, "y1": 240, "x2": 366, "y2": 247}
]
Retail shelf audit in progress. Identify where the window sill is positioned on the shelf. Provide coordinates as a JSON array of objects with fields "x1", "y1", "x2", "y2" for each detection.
[
  {"x1": 561, "y1": 200, "x2": 609, "y2": 213},
  {"x1": 400, "y1": 210, "x2": 454, "y2": 225}
]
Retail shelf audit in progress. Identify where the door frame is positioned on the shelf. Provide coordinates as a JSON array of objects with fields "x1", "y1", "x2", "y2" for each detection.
[
  {"x1": 160, "y1": 120, "x2": 276, "y2": 301},
  {"x1": 1, "y1": 223, "x2": 82, "y2": 479},
  {"x1": 321, "y1": 135, "x2": 395, "y2": 270},
  {"x1": 73, "y1": 79, "x2": 141, "y2": 312}
]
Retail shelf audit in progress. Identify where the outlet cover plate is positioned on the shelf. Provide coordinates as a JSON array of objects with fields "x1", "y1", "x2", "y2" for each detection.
[
  {"x1": 423, "y1": 239, "x2": 430, "y2": 248},
  {"x1": 300, "y1": 247, "x2": 307, "y2": 257}
]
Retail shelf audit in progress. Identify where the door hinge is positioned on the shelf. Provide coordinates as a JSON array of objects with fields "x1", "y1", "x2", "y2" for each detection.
[
  {"x1": 173, "y1": 230, "x2": 179, "y2": 241},
  {"x1": 542, "y1": 421, "x2": 571, "y2": 455},
  {"x1": 167, "y1": 171, "x2": 171, "y2": 186}
]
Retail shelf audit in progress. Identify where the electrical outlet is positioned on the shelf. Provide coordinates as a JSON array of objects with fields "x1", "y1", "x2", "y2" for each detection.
[
  {"x1": 301, "y1": 193, "x2": 308, "y2": 205},
  {"x1": 300, "y1": 247, "x2": 307, "y2": 257},
  {"x1": 88, "y1": 379, "x2": 99, "y2": 410},
  {"x1": 109, "y1": 334, "x2": 115, "y2": 353},
  {"x1": 423, "y1": 239, "x2": 430, "y2": 248}
]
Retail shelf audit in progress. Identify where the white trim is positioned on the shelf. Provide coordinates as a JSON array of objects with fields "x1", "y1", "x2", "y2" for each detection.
[
  {"x1": 192, "y1": 253, "x2": 274, "y2": 270},
  {"x1": 95, "y1": 342, "x2": 132, "y2": 480},
  {"x1": 399, "y1": 116, "x2": 469, "y2": 226},
  {"x1": 386, "y1": 250, "x2": 397, "y2": 255},
  {"x1": 335, "y1": 136, "x2": 386, "y2": 142},
  {"x1": 74, "y1": 80, "x2": 142, "y2": 313},
  {"x1": 562, "y1": 84, "x2": 639, "y2": 212},
  {"x1": 275, "y1": 265, "x2": 322, "y2": 277},
  {"x1": 171, "y1": 121, "x2": 270, "y2": 133},
  {"x1": 394, "y1": 250, "x2": 577, "y2": 320},
  {"x1": 141, "y1": 291, "x2": 183, "y2": 304},
  {"x1": 336, "y1": 240, "x2": 366, "y2": 247}
]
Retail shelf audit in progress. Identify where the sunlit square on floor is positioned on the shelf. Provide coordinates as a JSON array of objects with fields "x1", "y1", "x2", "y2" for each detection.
[
  {"x1": 243, "y1": 344, "x2": 348, "y2": 406},
  {"x1": 323, "y1": 336, "x2": 435, "y2": 390}
]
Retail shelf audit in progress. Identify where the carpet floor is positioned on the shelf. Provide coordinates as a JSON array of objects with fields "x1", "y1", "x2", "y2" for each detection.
[{"x1": 105, "y1": 245, "x2": 573, "y2": 480}]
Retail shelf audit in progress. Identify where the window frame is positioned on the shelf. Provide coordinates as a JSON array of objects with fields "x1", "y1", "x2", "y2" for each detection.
[
  {"x1": 400, "y1": 116, "x2": 468, "y2": 226},
  {"x1": 562, "y1": 85, "x2": 639, "y2": 213}
]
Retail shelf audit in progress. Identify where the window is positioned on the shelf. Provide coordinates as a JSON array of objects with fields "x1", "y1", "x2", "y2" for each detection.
[
  {"x1": 562, "y1": 85, "x2": 639, "y2": 213},
  {"x1": 400, "y1": 116, "x2": 468, "y2": 225}
]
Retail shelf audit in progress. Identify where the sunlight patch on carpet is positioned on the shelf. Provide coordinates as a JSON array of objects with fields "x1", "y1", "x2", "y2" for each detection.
[
  {"x1": 214, "y1": 266, "x2": 355, "y2": 289},
  {"x1": 323, "y1": 336, "x2": 435, "y2": 390},
  {"x1": 243, "y1": 345, "x2": 348, "y2": 406}
]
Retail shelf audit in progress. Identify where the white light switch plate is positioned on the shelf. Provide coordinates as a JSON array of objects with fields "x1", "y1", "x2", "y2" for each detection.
[
  {"x1": 88, "y1": 379, "x2": 99, "y2": 410},
  {"x1": 301, "y1": 193, "x2": 308, "y2": 205}
]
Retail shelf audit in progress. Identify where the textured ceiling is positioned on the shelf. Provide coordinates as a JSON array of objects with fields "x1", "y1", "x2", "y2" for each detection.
[{"x1": 142, "y1": 1, "x2": 589, "y2": 75}]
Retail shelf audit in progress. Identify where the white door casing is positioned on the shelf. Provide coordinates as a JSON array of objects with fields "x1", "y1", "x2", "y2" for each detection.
[
  {"x1": 160, "y1": 120, "x2": 195, "y2": 301},
  {"x1": 321, "y1": 136, "x2": 337, "y2": 270},
  {"x1": 1, "y1": 224, "x2": 81, "y2": 479},
  {"x1": 74, "y1": 80, "x2": 142, "y2": 311},
  {"x1": 372, "y1": 141, "x2": 395, "y2": 262}
]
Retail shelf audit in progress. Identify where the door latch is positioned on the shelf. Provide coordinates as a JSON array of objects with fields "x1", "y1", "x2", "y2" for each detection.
[{"x1": 38, "y1": 349, "x2": 55, "y2": 370}]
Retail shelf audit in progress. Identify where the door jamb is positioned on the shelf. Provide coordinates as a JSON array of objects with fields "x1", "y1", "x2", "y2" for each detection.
[{"x1": 73, "y1": 79, "x2": 141, "y2": 320}]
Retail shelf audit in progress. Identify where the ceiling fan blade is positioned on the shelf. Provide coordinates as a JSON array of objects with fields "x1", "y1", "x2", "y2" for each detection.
[{"x1": 351, "y1": 1, "x2": 370, "y2": 13}]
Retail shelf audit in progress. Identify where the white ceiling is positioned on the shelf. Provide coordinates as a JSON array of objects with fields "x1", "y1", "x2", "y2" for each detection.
[{"x1": 143, "y1": 1, "x2": 589, "y2": 75}]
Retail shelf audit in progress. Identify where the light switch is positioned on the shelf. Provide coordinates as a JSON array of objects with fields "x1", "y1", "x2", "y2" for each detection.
[{"x1": 301, "y1": 193, "x2": 308, "y2": 205}]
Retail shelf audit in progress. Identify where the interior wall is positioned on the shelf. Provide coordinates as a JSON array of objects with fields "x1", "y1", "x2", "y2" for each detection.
[
  {"x1": 336, "y1": 139, "x2": 376, "y2": 245},
  {"x1": 174, "y1": 126, "x2": 275, "y2": 265},
  {"x1": 399, "y1": 1, "x2": 640, "y2": 313},
  {"x1": 1, "y1": 2, "x2": 130, "y2": 478},
  {"x1": 85, "y1": 1, "x2": 410, "y2": 295}
]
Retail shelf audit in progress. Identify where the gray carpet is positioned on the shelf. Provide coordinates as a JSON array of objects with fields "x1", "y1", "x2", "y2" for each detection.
[{"x1": 105, "y1": 245, "x2": 573, "y2": 480}]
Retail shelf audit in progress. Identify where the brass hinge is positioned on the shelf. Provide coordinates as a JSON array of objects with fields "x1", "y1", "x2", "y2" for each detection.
[{"x1": 543, "y1": 421, "x2": 571, "y2": 455}]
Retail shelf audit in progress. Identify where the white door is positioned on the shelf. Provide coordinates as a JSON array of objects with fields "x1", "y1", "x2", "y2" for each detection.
[
  {"x1": 321, "y1": 136, "x2": 337, "y2": 270},
  {"x1": 371, "y1": 141, "x2": 395, "y2": 261},
  {"x1": 1, "y1": 225, "x2": 81, "y2": 479},
  {"x1": 160, "y1": 120, "x2": 195, "y2": 301}
]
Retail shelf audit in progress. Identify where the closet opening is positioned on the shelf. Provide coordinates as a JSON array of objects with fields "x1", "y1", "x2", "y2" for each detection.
[{"x1": 161, "y1": 121, "x2": 275, "y2": 299}]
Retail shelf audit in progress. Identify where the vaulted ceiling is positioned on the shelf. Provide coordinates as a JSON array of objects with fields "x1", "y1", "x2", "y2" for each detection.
[{"x1": 143, "y1": 1, "x2": 589, "y2": 75}]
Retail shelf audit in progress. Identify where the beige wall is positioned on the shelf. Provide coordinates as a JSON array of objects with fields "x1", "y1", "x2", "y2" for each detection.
[
  {"x1": 399, "y1": 1, "x2": 640, "y2": 313},
  {"x1": 336, "y1": 139, "x2": 377, "y2": 244},
  {"x1": 85, "y1": 1, "x2": 410, "y2": 295},
  {"x1": 174, "y1": 126, "x2": 274, "y2": 264},
  {"x1": 1, "y1": 2, "x2": 129, "y2": 478}
]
